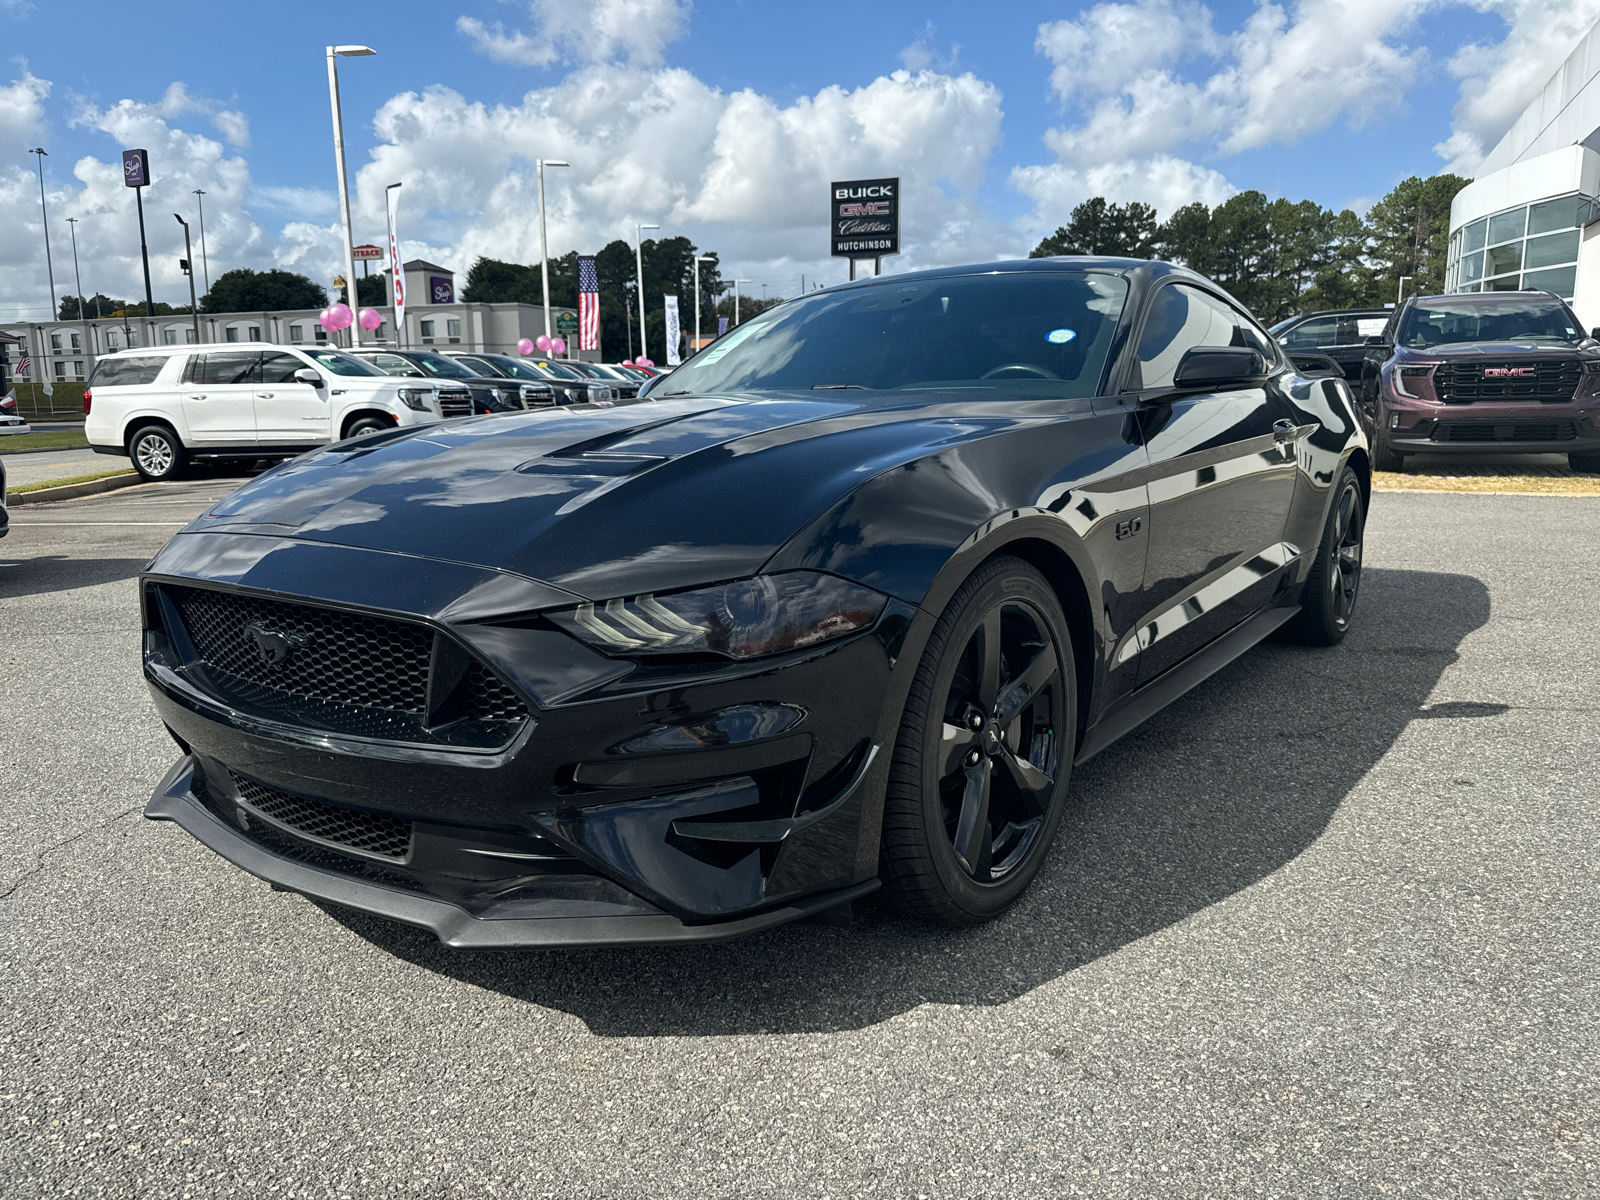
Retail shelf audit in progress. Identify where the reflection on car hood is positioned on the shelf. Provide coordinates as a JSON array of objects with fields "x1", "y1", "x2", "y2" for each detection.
[
  {"x1": 186, "y1": 393, "x2": 1038, "y2": 599},
  {"x1": 1394, "y1": 341, "x2": 1599, "y2": 360}
]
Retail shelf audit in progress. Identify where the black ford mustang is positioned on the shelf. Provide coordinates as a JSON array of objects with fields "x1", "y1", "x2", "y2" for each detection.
[{"x1": 141, "y1": 258, "x2": 1370, "y2": 947}]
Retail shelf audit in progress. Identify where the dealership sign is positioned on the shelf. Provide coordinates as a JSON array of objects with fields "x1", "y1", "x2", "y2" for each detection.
[
  {"x1": 352, "y1": 244, "x2": 384, "y2": 260},
  {"x1": 830, "y1": 177, "x2": 899, "y2": 259}
]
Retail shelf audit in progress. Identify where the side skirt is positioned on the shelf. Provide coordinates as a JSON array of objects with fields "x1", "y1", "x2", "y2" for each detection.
[{"x1": 1074, "y1": 604, "x2": 1299, "y2": 766}]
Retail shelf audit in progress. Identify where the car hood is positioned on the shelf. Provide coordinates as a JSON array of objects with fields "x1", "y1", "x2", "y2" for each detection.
[
  {"x1": 1393, "y1": 341, "x2": 1600, "y2": 362},
  {"x1": 183, "y1": 393, "x2": 1032, "y2": 600}
]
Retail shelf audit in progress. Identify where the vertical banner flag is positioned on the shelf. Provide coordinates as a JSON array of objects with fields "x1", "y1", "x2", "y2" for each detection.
[
  {"x1": 386, "y1": 187, "x2": 405, "y2": 344},
  {"x1": 578, "y1": 256, "x2": 600, "y2": 352},
  {"x1": 717, "y1": 316, "x2": 729, "y2": 337},
  {"x1": 663, "y1": 295, "x2": 682, "y2": 366}
]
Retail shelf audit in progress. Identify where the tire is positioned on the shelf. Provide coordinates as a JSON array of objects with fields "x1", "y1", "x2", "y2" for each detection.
[
  {"x1": 128, "y1": 425, "x2": 186, "y2": 482},
  {"x1": 879, "y1": 555, "x2": 1077, "y2": 926},
  {"x1": 1569, "y1": 452, "x2": 1600, "y2": 474},
  {"x1": 345, "y1": 416, "x2": 393, "y2": 439},
  {"x1": 1371, "y1": 421, "x2": 1407, "y2": 472},
  {"x1": 1282, "y1": 465, "x2": 1365, "y2": 646}
]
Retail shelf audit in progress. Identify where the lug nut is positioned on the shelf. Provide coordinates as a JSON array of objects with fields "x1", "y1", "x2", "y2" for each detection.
[
  {"x1": 966, "y1": 749, "x2": 981, "y2": 767},
  {"x1": 967, "y1": 713, "x2": 984, "y2": 730}
]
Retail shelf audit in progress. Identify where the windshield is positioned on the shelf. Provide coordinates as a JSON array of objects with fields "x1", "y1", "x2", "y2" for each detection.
[
  {"x1": 657, "y1": 271, "x2": 1129, "y2": 397},
  {"x1": 410, "y1": 352, "x2": 477, "y2": 379},
  {"x1": 1398, "y1": 298, "x2": 1583, "y2": 348},
  {"x1": 301, "y1": 348, "x2": 386, "y2": 377},
  {"x1": 530, "y1": 359, "x2": 584, "y2": 379},
  {"x1": 479, "y1": 356, "x2": 547, "y2": 381},
  {"x1": 565, "y1": 362, "x2": 606, "y2": 378}
]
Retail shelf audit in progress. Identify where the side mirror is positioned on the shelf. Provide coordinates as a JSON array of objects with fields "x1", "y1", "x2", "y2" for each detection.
[
  {"x1": 1363, "y1": 335, "x2": 1388, "y2": 349},
  {"x1": 1591, "y1": 327, "x2": 1600, "y2": 340},
  {"x1": 1171, "y1": 346, "x2": 1267, "y2": 391},
  {"x1": 293, "y1": 368, "x2": 323, "y2": 387}
]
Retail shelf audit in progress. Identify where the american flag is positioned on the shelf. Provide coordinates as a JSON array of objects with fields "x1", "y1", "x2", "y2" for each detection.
[
  {"x1": 577, "y1": 255, "x2": 600, "y2": 351},
  {"x1": 14, "y1": 354, "x2": 29, "y2": 377}
]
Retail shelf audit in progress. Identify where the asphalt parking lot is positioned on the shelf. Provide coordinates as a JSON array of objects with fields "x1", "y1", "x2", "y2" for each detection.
[{"x1": 2, "y1": 479, "x2": 1596, "y2": 1198}]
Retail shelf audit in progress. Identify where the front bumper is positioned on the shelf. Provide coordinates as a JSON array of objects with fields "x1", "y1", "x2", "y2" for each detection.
[{"x1": 1381, "y1": 393, "x2": 1600, "y2": 456}]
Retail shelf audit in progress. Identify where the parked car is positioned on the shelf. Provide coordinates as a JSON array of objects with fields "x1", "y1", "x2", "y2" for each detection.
[
  {"x1": 141, "y1": 256, "x2": 1369, "y2": 948},
  {"x1": 0, "y1": 390, "x2": 31, "y2": 435},
  {"x1": 347, "y1": 348, "x2": 553, "y2": 413},
  {"x1": 444, "y1": 352, "x2": 617, "y2": 406},
  {"x1": 1269, "y1": 308, "x2": 1392, "y2": 381},
  {"x1": 1358, "y1": 291, "x2": 1600, "y2": 472},
  {"x1": 562, "y1": 361, "x2": 641, "y2": 399},
  {"x1": 84, "y1": 344, "x2": 470, "y2": 482}
]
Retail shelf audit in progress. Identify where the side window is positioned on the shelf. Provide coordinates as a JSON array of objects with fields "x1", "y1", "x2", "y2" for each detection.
[
  {"x1": 372, "y1": 354, "x2": 422, "y2": 377},
  {"x1": 88, "y1": 356, "x2": 166, "y2": 387},
  {"x1": 191, "y1": 351, "x2": 262, "y2": 386},
  {"x1": 1135, "y1": 285, "x2": 1238, "y2": 389},
  {"x1": 259, "y1": 352, "x2": 306, "y2": 384},
  {"x1": 1284, "y1": 317, "x2": 1337, "y2": 349}
]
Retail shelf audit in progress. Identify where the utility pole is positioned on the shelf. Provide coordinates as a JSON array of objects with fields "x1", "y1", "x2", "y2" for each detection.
[
  {"x1": 634, "y1": 222, "x2": 658, "y2": 362},
  {"x1": 30, "y1": 148, "x2": 57, "y2": 320},
  {"x1": 731, "y1": 278, "x2": 749, "y2": 326},
  {"x1": 693, "y1": 255, "x2": 714, "y2": 354},
  {"x1": 175, "y1": 214, "x2": 200, "y2": 345},
  {"x1": 537, "y1": 159, "x2": 569, "y2": 354},
  {"x1": 66, "y1": 216, "x2": 88, "y2": 353},
  {"x1": 192, "y1": 189, "x2": 210, "y2": 293}
]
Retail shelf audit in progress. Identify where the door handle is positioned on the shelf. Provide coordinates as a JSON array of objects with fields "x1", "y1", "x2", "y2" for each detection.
[
  {"x1": 256, "y1": 392, "x2": 275, "y2": 399},
  {"x1": 189, "y1": 394, "x2": 206, "y2": 400},
  {"x1": 1272, "y1": 419, "x2": 1298, "y2": 442}
]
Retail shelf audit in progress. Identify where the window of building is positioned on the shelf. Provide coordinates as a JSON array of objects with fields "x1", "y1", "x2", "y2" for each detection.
[
  {"x1": 315, "y1": 328, "x2": 328, "y2": 342},
  {"x1": 225, "y1": 327, "x2": 240, "y2": 343},
  {"x1": 420, "y1": 319, "x2": 435, "y2": 344},
  {"x1": 1446, "y1": 192, "x2": 1591, "y2": 300},
  {"x1": 185, "y1": 328, "x2": 196, "y2": 344},
  {"x1": 106, "y1": 333, "x2": 121, "y2": 350},
  {"x1": 248, "y1": 326, "x2": 261, "y2": 342},
  {"x1": 446, "y1": 318, "x2": 461, "y2": 343},
  {"x1": 53, "y1": 360, "x2": 66, "y2": 379},
  {"x1": 70, "y1": 332, "x2": 81, "y2": 350},
  {"x1": 50, "y1": 333, "x2": 62, "y2": 350},
  {"x1": 72, "y1": 361, "x2": 85, "y2": 380},
  {"x1": 163, "y1": 328, "x2": 177, "y2": 345},
  {"x1": 289, "y1": 324, "x2": 304, "y2": 343}
]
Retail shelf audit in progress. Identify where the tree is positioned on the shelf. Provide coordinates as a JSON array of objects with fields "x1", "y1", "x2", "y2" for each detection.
[
  {"x1": 1155, "y1": 202, "x2": 1215, "y2": 274},
  {"x1": 200, "y1": 268, "x2": 328, "y2": 314},
  {"x1": 1365, "y1": 173, "x2": 1470, "y2": 300},
  {"x1": 356, "y1": 275, "x2": 387, "y2": 308},
  {"x1": 1031, "y1": 198, "x2": 1158, "y2": 258},
  {"x1": 59, "y1": 293, "x2": 130, "y2": 320}
]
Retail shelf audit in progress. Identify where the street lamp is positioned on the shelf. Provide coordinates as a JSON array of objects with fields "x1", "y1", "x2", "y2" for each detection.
[
  {"x1": 192, "y1": 189, "x2": 210, "y2": 294},
  {"x1": 326, "y1": 44, "x2": 375, "y2": 346},
  {"x1": 537, "y1": 160, "x2": 568, "y2": 357},
  {"x1": 693, "y1": 255, "x2": 714, "y2": 354},
  {"x1": 1396, "y1": 275, "x2": 1412, "y2": 306},
  {"x1": 30, "y1": 148, "x2": 57, "y2": 321},
  {"x1": 65, "y1": 216, "x2": 90, "y2": 355},
  {"x1": 635, "y1": 222, "x2": 658, "y2": 362},
  {"x1": 730, "y1": 278, "x2": 749, "y2": 327},
  {"x1": 174, "y1": 214, "x2": 201, "y2": 346}
]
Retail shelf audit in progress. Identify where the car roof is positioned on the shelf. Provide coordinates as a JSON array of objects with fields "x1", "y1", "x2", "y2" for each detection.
[
  {"x1": 1287, "y1": 308, "x2": 1390, "y2": 320},
  {"x1": 94, "y1": 342, "x2": 331, "y2": 358},
  {"x1": 1410, "y1": 291, "x2": 1563, "y2": 304}
]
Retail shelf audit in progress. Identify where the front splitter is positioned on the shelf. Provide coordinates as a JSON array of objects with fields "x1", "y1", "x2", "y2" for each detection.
[{"x1": 144, "y1": 757, "x2": 878, "y2": 949}]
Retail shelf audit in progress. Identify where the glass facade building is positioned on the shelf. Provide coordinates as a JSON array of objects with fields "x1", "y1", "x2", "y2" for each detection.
[{"x1": 1445, "y1": 193, "x2": 1594, "y2": 299}]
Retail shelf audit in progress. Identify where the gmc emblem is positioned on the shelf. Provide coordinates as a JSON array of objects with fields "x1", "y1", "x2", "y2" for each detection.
[
  {"x1": 1483, "y1": 367, "x2": 1536, "y2": 378},
  {"x1": 838, "y1": 202, "x2": 891, "y2": 217}
]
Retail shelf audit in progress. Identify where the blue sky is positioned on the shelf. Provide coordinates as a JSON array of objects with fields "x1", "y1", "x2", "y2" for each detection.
[{"x1": 2, "y1": 0, "x2": 1596, "y2": 319}]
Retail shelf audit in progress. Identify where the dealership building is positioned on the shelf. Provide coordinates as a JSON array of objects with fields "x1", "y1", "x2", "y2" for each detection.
[
  {"x1": 1445, "y1": 18, "x2": 1600, "y2": 326},
  {"x1": 0, "y1": 259, "x2": 591, "y2": 388}
]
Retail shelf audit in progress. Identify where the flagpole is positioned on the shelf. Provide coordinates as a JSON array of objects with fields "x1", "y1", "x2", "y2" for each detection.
[
  {"x1": 635, "y1": 222, "x2": 658, "y2": 362},
  {"x1": 537, "y1": 160, "x2": 568, "y2": 356}
]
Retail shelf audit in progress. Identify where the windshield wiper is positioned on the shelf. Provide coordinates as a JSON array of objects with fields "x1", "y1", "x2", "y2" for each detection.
[
  {"x1": 811, "y1": 383, "x2": 867, "y2": 390},
  {"x1": 660, "y1": 389, "x2": 695, "y2": 396}
]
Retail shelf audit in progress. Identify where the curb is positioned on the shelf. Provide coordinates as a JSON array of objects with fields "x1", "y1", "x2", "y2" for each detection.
[
  {"x1": 1374, "y1": 486, "x2": 1600, "y2": 498},
  {"x1": 7, "y1": 473, "x2": 142, "y2": 506},
  {"x1": 0, "y1": 443, "x2": 92, "y2": 456}
]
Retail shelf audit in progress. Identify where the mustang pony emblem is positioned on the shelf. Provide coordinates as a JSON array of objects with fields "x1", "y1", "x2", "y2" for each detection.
[{"x1": 244, "y1": 623, "x2": 312, "y2": 666}]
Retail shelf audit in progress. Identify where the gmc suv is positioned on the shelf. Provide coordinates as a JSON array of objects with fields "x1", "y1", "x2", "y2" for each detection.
[{"x1": 1361, "y1": 292, "x2": 1600, "y2": 473}]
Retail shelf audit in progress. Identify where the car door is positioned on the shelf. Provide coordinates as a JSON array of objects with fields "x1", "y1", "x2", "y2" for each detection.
[
  {"x1": 254, "y1": 351, "x2": 330, "y2": 445},
  {"x1": 1130, "y1": 283, "x2": 1301, "y2": 683},
  {"x1": 181, "y1": 350, "x2": 260, "y2": 445}
]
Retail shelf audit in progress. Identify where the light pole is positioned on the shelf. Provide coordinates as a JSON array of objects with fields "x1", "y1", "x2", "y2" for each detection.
[
  {"x1": 66, "y1": 216, "x2": 89, "y2": 355},
  {"x1": 326, "y1": 44, "x2": 376, "y2": 346},
  {"x1": 30, "y1": 148, "x2": 57, "y2": 321},
  {"x1": 174, "y1": 214, "x2": 201, "y2": 346},
  {"x1": 693, "y1": 255, "x2": 714, "y2": 354},
  {"x1": 634, "y1": 222, "x2": 658, "y2": 362},
  {"x1": 192, "y1": 189, "x2": 210, "y2": 294},
  {"x1": 730, "y1": 278, "x2": 749, "y2": 327},
  {"x1": 537, "y1": 160, "x2": 568, "y2": 356},
  {"x1": 1396, "y1": 275, "x2": 1412, "y2": 306}
]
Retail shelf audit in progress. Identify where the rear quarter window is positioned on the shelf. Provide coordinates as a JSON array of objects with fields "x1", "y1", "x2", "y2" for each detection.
[{"x1": 88, "y1": 356, "x2": 169, "y2": 387}]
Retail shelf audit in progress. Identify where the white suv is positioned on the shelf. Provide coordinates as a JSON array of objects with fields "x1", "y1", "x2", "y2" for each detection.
[{"x1": 84, "y1": 343, "x2": 473, "y2": 481}]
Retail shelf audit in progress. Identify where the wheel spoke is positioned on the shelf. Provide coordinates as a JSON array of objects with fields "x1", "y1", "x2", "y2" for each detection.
[
  {"x1": 940, "y1": 721, "x2": 981, "y2": 777},
  {"x1": 996, "y1": 746, "x2": 1053, "y2": 818},
  {"x1": 975, "y1": 607, "x2": 1003, "y2": 712},
  {"x1": 994, "y1": 643, "x2": 1059, "y2": 728},
  {"x1": 951, "y1": 757, "x2": 991, "y2": 874}
]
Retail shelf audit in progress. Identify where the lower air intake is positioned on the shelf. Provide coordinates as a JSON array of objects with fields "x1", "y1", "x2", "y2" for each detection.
[{"x1": 232, "y1": 771, "x2": 413, "y2": 861}]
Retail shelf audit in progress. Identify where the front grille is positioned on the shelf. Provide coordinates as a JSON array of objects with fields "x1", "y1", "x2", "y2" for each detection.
[
  {"x1": 158, "y1": 584, "x2": 530, "y2": 743},
  {"x1": 231, "y1": 771, "x2": 413, "y2": 860},
  {"x1": 1434, "y1": 359, "x2": 1581, "y2": 404},
  {"x1": 438, "y1": 388, "x2": 473, "y2": 418},
  {"x1": 1432, "y1": 421, "x2": 1577, "y2": 443}
]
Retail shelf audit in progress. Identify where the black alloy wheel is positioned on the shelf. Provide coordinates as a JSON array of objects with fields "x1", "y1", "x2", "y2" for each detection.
[
  {"x1": 880, "y1": 556, "x2": 1076, "y2": 925},
  {"x1": 346, "y1": 416, "x2": 393, "y2": 439},
  {"x1": 1283, "y1": 465, "x2": 1365, "y2": 646},
  {"x1": 1371, "y1": 420, "x2": 1407, "y2": 472},
  {"x1": 129, "y1": 425, "x2": 186, "y2": 482}
]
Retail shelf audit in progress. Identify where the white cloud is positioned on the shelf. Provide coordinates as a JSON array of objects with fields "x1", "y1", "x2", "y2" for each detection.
[
  {"x1": 1012, "y1": 155, "x2": 1236, "y2": 224},
  {"x1": 458, "y1": 0, "x2": 691, "y2": 68},
  {"x1": 1036, "y1": 0, "x2": 1221, "y2": 100},
  {"x1": 900, "y1": 22, "x2": 960, "y2": 73},
  {"x1": 1434, "y1": 0, "x2": 1600, "y2": 174},
  {"x1": 0, "y1": 70, "x2": 48, "y2": 155}
]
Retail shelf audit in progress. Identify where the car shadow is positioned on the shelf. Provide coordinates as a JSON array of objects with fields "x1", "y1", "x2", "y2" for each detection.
[
  {"x1": 320, "y1": 566, "x2": 1489, "y2": 1036},
  {"x1": 0, "y1": 554, "x2": 149, "y2": 601}
]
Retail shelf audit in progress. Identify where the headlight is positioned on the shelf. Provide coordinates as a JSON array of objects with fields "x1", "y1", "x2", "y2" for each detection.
[
  {"x1": 396, "y1": 387, "x2": 434, "y2": 411},
  {"x1": 1394, "y1": 366, "x2": 1433, "y2": 398},
  {"x1": 549, "y1": 571, "x2": 888, "y2": 660}
]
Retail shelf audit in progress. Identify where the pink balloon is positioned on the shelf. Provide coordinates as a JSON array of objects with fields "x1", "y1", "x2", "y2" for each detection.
[
  {"x1": 621, "y1": 359, "x2": 633, "y2": 366},
  {"x1": 318, "y1": 307, "x2": 332, "y2": 326},
  {"x1": 550, "y1": 337, "x2": 566, "y2": 356},
  {"x1": 324, "y1": 303, "x2": 353, "y2": 331},
  {"x1": 637, "y1": 357, "x2": 654, "y2": 368},
  {"x1": 535, "y1": 334, "x2": 552, "y2": 352},
  {"x1": 516, "y1": 338, "x2": 534, "y2": 355},
  {"x1": 358, "y1": 307, "x2": 382, "y2": 331}
]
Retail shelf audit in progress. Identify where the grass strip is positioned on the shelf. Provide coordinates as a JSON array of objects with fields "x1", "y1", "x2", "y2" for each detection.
[
  {"x1": 0, "y1": 429, "x2": 91, "y2": 452},
  {"x1": 10, "y1": 468, "x2": 136, "y2": 494},
  {"x1": 1374, "y1": 470, "x2": 1600, "y2": 496}
]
